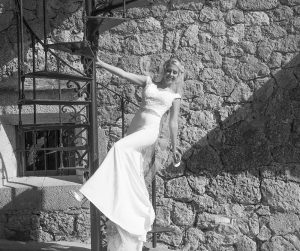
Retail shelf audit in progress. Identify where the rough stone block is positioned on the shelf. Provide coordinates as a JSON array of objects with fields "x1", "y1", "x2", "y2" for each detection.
[
  {"x1": 237, "y1": 55, "x2": 270, "y2": 80},
  {"x1": 257, "y1": 225, "x2": 272, "y2": 241},
  {"x1": 236, "y1": 235, "x2": 256, "y2": 251},
  {"x1": 275, "y1": 35, "x2": 300, "y2": 52},
  {"x1": 171, "y1": 201, "x2": 194, "y2": 226},
  {"x1": 279, "y1": 0, "x2": 300, "y2": 6},
  {"x1": 165, "y1": 177, "x2": 193, "y2": 201},
  {"x1": 227, "y1": 82, "x2": 252, "y2": 103},
  {"x1": 209, "y1": 21, "x2": 226, "y2": 36},
  {"x1": 98, "y1": 33, "x2": 122, "y2": 53},
  {"x1": 164, "y1": 30, "x2": 183, "y2": 52},
  {"x1": 233, "y1": 173, "x2": 261, "y2": 204},
  {"x1": 225, "y1": 10, "x2": 244, "y2": 25},
  {"x1": 261, "y1": 179, "x2": 300, "y2": 212},
  {"x1": 137, "y1": 17, "x2": 162, "y2": 32},
  {"x1": 163, "y1": 10, "x2": 196, "y2": 29},
  {"x1": 206, "y1": 174, "x2": 234, "y2": 204},
  {"x1": 227, "y1": 24, "x2": 245, "y2": 44},
  {"x1": 204, "y1": 231, "x2": 233, "y2": 249},
  {"x1": 171, "y1": 0, "x2": 204, "y2": 11},
  {"x1": 269, "y1": 213, "x2": 300, "y2": 235},
  {"x1": 220, "y1": 0, "x2": 238, "y2": 11},
  {"x1": 238, "y1": 0, "x2": 279, "y2": 10},
  {"x1": 181, "y1": 24, "x2": 199, "y2": 47},
  {"x1": 156, "y1": 205, "x2": 171, "y2": 227},
  {"x1": 187, "y1": 175, "x2": 208, "y2": 195},
  {"x1": 261, "y1": 236, "x2": 298, "y2": 251},
  {"x1": 124, "y1": 32, "x2": 163, "y2": 55},
  {"x1": 262, "y1": 24, "x2": 287, "y2": 39},
  {"x1": 159, "y1": 225, "x2": 183, "y2": 247},
  {"x1": 199, "y1": 7, "x2": 223, "y2": 22},
  {"x1": 185, "y1": 227, "x2": 205, "y2": 250},
  {"x1": 245, "y1": 12, "x2": 270, "y2": 25},
  {"x1": 270, "y1": 5, "x2": 293, "y2": 21}
]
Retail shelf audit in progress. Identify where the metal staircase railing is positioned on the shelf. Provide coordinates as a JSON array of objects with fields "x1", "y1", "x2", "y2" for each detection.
[{"x1": 15, "y1": 0, "x2": 173, "y2": 249}]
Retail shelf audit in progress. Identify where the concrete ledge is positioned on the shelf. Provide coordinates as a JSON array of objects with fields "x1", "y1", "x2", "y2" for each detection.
[
  {"x1": 0, "y1": 239, "x2": 90, "y2": 251},
  {"x1": 0, "y1": 176, "x2": 86, "y2": 211}
]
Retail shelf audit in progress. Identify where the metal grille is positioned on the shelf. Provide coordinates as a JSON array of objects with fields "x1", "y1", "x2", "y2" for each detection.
[{"x1": 23, "y1": 128, "x2": 76, "y2": 176}]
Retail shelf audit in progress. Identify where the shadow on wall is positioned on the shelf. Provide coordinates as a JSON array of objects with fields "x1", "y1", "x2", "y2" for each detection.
[
  {"x1": 118, "y1": 48, "x2": 298, "y2": 251},
  {"x1": 0, "y1": 178, "x2": 87, "y2": 241},
  {"x1": 156, "y1": 52, "x2": 300, "y2": 179},
  {"x1": 182, "y1": 53, "x2": 300, "y2": 177},
  {"x1": 0, "y1": 180, "x2": 41, "y2": 240},
  {"x1": 159, "y1": 52, "x2": 300, "y2": 186},
  {"x1": 152, "y1": 51, "x2": 300, "y2": 247},
  {"x1": 0, "y1": 0, "x2": 85, "y2": 91}
]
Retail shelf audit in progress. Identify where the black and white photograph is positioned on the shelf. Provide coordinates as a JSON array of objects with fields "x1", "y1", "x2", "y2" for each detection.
[{"x1": 0, "y1": 0, "x2": 300, "y2": 250}]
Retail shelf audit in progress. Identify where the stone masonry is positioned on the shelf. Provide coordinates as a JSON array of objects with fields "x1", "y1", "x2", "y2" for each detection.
[{"x1": 1, "y1": 0, "x2": 300, "y2": 250}]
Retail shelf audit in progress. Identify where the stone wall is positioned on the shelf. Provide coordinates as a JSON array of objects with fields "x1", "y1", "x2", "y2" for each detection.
[
  {"x1": 0, "y1": 183, "x2": 91, "y2": 242},
  {"x1": 1, "y1": 0, "x2": 300, "y2": 250},
  {"x1": 3, "y1": 208, "x2": 90, "y2": 242},
  {"x1": 0, "y1": 0, "x2": 92, "y2": 243},
  {"x1": 96, "y1": 1, "x2": 300, "y2": 250}
]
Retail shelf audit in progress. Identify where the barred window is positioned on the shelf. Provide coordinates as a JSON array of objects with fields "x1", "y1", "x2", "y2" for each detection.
[{"x1": 21, "y1": 127, "x2": 77, "y2": 176}]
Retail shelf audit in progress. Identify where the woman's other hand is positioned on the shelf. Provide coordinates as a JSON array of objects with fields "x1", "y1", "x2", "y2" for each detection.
[
  {"x1": 172, "y1": 148, "x2": 181, "y2": 167},
  {"x1": 96, "y1": 55, "x2": 104, "y2": 67}
]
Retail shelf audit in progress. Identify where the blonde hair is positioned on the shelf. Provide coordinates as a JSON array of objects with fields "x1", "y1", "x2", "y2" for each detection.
[
  {"x1": 163, "y1": 57, "x2": 185, "y2": 94},
  {"x1": 163, "y1": 57, "x2": 185, "y2": 74}
]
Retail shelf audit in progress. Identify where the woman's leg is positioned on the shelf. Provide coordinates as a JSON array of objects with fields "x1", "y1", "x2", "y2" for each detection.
[
  {"x1": 79, "y1": 127, "x2": 158, "y2": 247},
  {"x1": 107, "y1": 221, "x2": 143, "y2": 251}
]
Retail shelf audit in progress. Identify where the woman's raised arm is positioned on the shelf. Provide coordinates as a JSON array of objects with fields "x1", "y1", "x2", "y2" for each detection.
[{"x1": 96, "y1": 57, "x2": 148, "y2": 87}]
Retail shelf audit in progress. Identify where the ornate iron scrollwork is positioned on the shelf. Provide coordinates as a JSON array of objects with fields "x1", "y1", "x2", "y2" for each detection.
[
  {"x1": 66, "y1": 81, "x2": 90, "y2": 99},
  {"x1": 66, "y1": 80, "x2": 81, "y2": 92},
  {"x1": 61, "y1": 105, "x2": 89, "y2": 124}
]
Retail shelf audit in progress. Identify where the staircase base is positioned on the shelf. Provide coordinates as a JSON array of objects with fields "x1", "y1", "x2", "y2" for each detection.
[{"x1": 143, "y1": 242, "x2": 176, "y2": 251}]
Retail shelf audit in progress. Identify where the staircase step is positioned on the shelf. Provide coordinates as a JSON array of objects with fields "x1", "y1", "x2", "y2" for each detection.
[
  {"x1": 19, "y1": 145, "x2": 88, "y2": 152},
  {"x1": 148, "y1": 226, "x2": 175, "y2": 234},
  {"x1": 143, "y1": 242, "x2": 174, "y2": 251},
  {"x1": 58, "y1": 166, "x2": 87, "y2": 170},
  {"x1": 93, "y1": 0, "x2": 151, "y2": 14},
  {"x1": 23, "y1": 71, "x2": 92, "y2": 82},
  {"x1": 22, "y1": 123, "x2": 90, "y2": 131},
  {"x1": 47, "y1": 41, "x2": 94, "y2": 58},
  {"x1": 86, "y1": 16, "x2": 129, "y2": 34},
  {"x1": 18, "y1": 99, "x2": 91, "y2": 106},
  {"x1": 47, "y1": 145, "x2": 88, "y2": 151}
]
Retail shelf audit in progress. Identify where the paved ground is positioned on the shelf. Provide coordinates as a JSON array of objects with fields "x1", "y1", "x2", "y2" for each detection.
[
  {"x1": 0, "y1": 240, "x2": 176, "y2": 251},
  {"x1": 0, "y1": 240, "x2": 90, "y2": 251}
]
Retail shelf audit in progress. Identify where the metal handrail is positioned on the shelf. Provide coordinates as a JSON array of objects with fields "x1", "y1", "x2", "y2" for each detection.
[{"x1": 97, "y1": 82, "x2": 140, "y2": 108}]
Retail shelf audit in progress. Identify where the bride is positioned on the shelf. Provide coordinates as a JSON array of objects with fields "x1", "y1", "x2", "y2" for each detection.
[{"x1": 76, "y1": 56, "x2": 184, "y2": 251}]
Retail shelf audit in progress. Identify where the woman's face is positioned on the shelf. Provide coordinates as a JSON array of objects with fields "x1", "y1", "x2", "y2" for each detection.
[{"x1": 164, "y1": 64, "x2": 180, "y2": 85}]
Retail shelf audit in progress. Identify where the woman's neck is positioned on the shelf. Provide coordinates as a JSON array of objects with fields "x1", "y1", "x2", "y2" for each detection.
[{"x1": 159, "y1": 81, "x2": 176, "y2": 92}]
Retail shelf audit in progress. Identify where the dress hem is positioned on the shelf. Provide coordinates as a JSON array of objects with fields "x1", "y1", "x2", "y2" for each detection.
[{"x1": 80, "y1": 186, "x2": 152, "y2": 242}]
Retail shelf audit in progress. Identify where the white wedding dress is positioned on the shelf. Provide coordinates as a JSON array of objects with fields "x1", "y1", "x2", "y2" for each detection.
[{"x1": 79, "y1": 77, "x2": 181, "y2": 250}]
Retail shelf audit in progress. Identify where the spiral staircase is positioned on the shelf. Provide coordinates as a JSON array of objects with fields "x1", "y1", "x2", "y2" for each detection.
[{"x1": 15, "y1": 0, "x2": 175, "y2": 250}]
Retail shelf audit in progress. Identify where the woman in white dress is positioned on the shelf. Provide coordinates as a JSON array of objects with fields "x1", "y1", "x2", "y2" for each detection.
[{"x1": 76, "y1": 56, "x2": 184, "y2": 251}]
